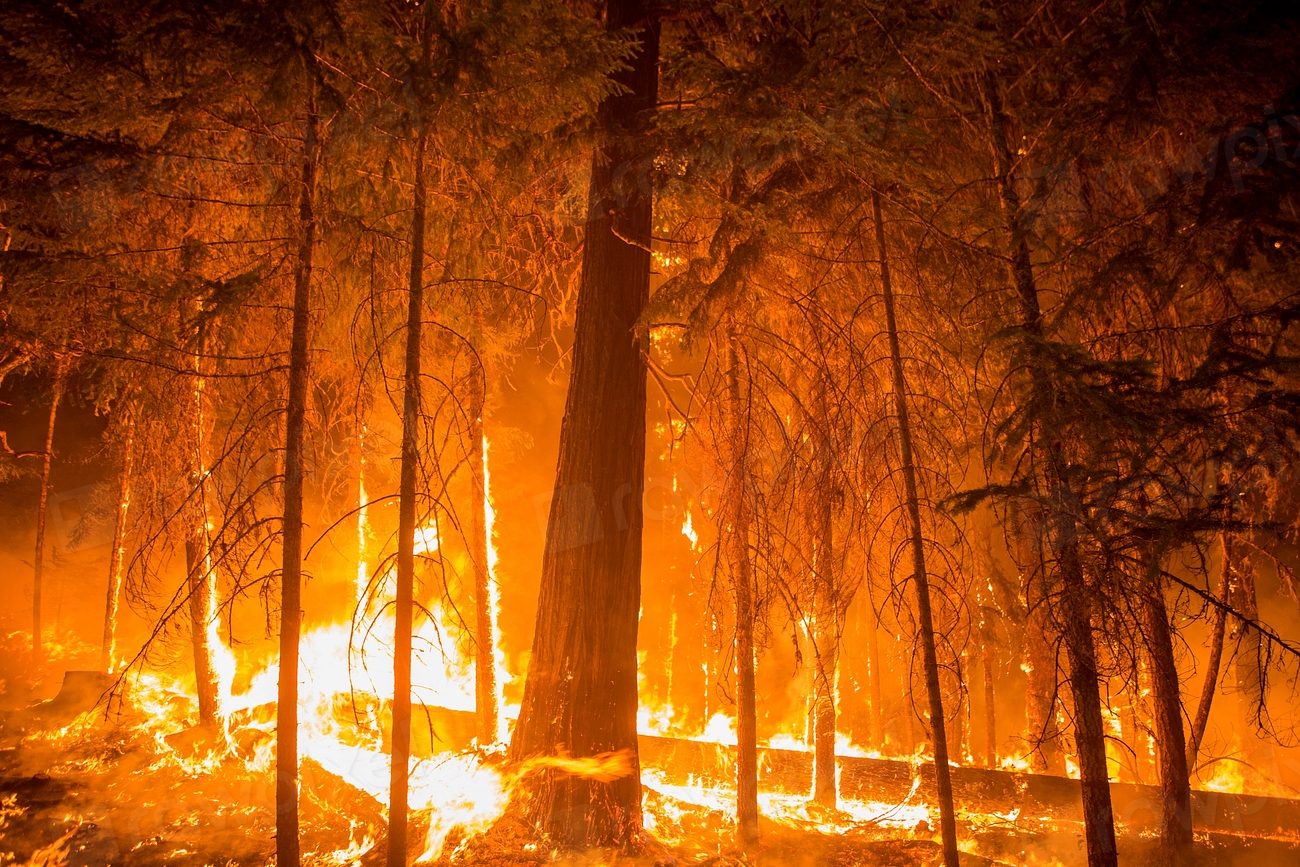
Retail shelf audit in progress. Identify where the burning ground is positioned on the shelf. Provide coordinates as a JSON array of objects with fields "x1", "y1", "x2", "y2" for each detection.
[{"x1": 2, "y1": 659, "x2": 1299, "y2": 867}]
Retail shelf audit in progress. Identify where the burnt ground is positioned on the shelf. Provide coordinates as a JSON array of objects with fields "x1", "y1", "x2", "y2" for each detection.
[{"x1": 1, "y1": 710, "x2": 1298, "y2": 867}]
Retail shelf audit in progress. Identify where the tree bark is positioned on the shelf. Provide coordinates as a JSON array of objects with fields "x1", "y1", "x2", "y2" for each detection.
[
  {"x1": 187, "y1": 537, "x2": 220, "y2": 728},
  {"x1": 985, "y1": 74, "x2": 1118, "y2": 867},
  {"x1": 811, "y1": 377, "x2": 838, "y2": 808},
  {"x1": 278, "y1": 100, "x2": 317, "y2": 867},
  {"x1": 469, "y1": 365, "x2": 498, "y2": 746},
  {"x1": 1140, "y1": 571, "x2": 1193, "y2": 858},
  {"x1": 868, "y1": 595, "x2": 885, "y2": 754},
  {"x1": 982, "y1": 638, "x2": 998, "y2": 768},
  {"x1": 1187, "y1": 531, "x2": 1232, "y2": 774},
  {"x1": 1231, "y1": 553, "x2": 1263, "y2": 741},
  {"x1": 506, "y1": 0, "x2": 658, "y2": 850},
  {"x1": 949, "y1": 659, "x2": 967, "y2": 767},
  {"x1": 101, "y1": 414, "x2": 134, "y2": 673},
  {"x1": 873, "y1": 191, "x2": 960, "y2": 867},
  {"x1": 187, "y1": 339, "x2": 220, "y2": 730},
  {"x1": 725, "y1": 333, "x2": 760, "y2": 846},
  {"x1": 32, "y1": 359, "x2": 67, "y2": 671},
  {"x1": 1120, "y1": 675, "x2": 1144, "y2": 784},
  {"x1": 387, "y1": 126, "x2": 427, "y2": 867},
  {"x1": 1019, "y1": 511, "x2": 1066, "y2": 775}
]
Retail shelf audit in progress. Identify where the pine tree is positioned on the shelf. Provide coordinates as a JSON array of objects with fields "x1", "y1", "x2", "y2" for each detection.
[{"x1": 508, "y1": 0, "x2": 660, "y2": 847}]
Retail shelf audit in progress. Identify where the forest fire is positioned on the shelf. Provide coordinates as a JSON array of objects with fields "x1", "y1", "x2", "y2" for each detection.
[{"x1": 5, "y1": 1, "x2": 1300, "y2": 867}]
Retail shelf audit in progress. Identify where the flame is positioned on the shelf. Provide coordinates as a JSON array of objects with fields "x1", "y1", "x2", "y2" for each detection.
[
  {"x1": 481, "y1": 437, "x2": 513, "y2": 743},
  {"x1": 681, "y1": 509, "x2": 699, "y2": 549},
  {"x1": 413, "y1": 524, "x2": 440, "y2": 557},
  {"x1": 518, "y1": 749, "x2": 635, "y2": 783},
  {"x1": 355, "y1": 425, "x2": 370, "y2": 604},
  {"x1": 22, "y1": 824, "x2": 77, "y2": 867},
  {"x1": 316, "y1": 823, "x2": 374, "y2": 867},
  {"x1": 1199, "y1": 759, "x2": 1247, "y2": 794}
]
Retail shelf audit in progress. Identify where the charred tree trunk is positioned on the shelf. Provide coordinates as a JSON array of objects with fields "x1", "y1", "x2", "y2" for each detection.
[
  {"x1": 1140, "y1": 572, "x2": 1193, "y2": 858},
  {"x1": 811, "y1": 377, "x2": 838, "y2": 808},
  {"x1": 186, "y1": 536, "x2": 220, "y2": 728},
  {"x1": 387, "y1": 127, "x2": 427, "y2": 867},
  {"x1": 469, "y1": 364, "x2": 498, "y2": 746},
  {"x1": 725, "y1": 333, "x2": 759, "y2": 846},
  {"x1": 873, "y1": 191, "x2": 960, "y2": 867},
  {"x1": 187, "y1": 338, "x2": 220, "y2": 731},
  {"x1": 950, "y1": 659, "x2": 968, "y2": 766},
  {"x1": 982, "y1": 638, "x2": 998, "y2": 768},
  {"x1": 1057, "y1": 541, "x2": 1117, "y2": 867},
  {"x1": 1120, "y1": 676, "x2": 1144, "y2": 783},
  {"x1": 1187, "y1": 531, "x2": 1232, "y2": 774},
  {"x1": 351, "y1": 410, "x2": 368, "y2": 604},
  {"x1": 868, "y1": 595, "x2": 885, "y2": 754},
  {"x1": 986, "y1": 76, "x2": 1118, "y2": 867},
  {"x1": 277, "y1": 101, "x2": 317, "y2": 867},
  {"x1": 1231, "y1": 554, "x2": 1263, "y2": 743},
  {"x1": 32, "y1": 359, "x2": 66, "y2": 670},
  {"x1": 101, "y1": 415, "x2": 134, "y2": 673},
  {"x1": 1020, "y1": 517, "x2": 1066, "y2": 775},
  {"x1": 506, "y1": 0, "x2": 658, "y2": 850}
]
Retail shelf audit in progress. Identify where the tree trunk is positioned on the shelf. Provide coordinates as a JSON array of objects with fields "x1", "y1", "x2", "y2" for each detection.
[
  {"x1": 1120, "y1": 676, "x2": 1144, "y2": 783},
  {"x1": 982, "y1": 638, "x2": 997, "y2": 768},
  {"x1": 352, "y1": 409, "x2": 369, "y2": 605},
  {"x1": 725, "y1": 333, "x2": 759, "y2": 846},
  {"x1": 469, "y1": 365, "x2": 499, "y2": 746},
  {"x1": 949, "y1": 659, "x2": 967, "y2": 767},
  {"x1": 811, "y1": 378, "x2": 838, "y2": 808},
  {"x1": 1020, "y1": 513, "x2": 1066, "y2": 775},
  {"x1": 32, "y1": 360, "x2": 67, "y2": 671},
  {"x1": 506, "y1": 0, "x2": 658, "y2": 850},
  {"x1": 187, "y1": 340, "x2": 220, "y2": 730},
  {"x1": 1140, "y1": 572, "x2": 1193, "y2": 858},
  {"x1": 277, "y1": 101, "x2": 317, "y2": 867},
  {"x1": 387, "y1": 126, "x2": 427, "y2": 867},
  {"x1": 873, "y1": 191, "x2": 960, "y2": 867},
  {"x1": 868, "y1": 595, "x2": 885, "y2": 753},
  {"x1": 101, "y1": 415, "x2": 134, "y2": 673},
  {"x1": 986, "y1": 75, "x2": 1118, "y2": 867},
  {"x1": 187, "y1": 536, "x2": 220, "y2": 728},
  {"x1": 1187, "y1": 531, "x2": 1232, "y2": 774},
  {"x1": 1232, "y1": 554, "x2": 1263, "y2": 739}
]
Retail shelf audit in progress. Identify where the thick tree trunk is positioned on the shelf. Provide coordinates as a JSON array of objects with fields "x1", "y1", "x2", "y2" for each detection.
[
  {"x1": 32, "y1": 361, "x2": 66, "y2": 671},
  {"x1": 277, "y1": 102, "x2": 317, "y2": 867},
  {"x1": 469, "y1": 367, "x2": 498, "y2": 746},
  {"x1": 986, "y1": 75, "x2": 1118, "y2": 867},
  {"x1": 101, "y1": 415, "x2": 134, "y2": 673},
  {"x1": 1187, "y1": 532, "x2": 1232, "y2": 773},
  {"x1": 725, "y1": 334, "x2": 759, "y2": 846},
  {"x1": 1140, "y1": 573, "x2": 1194, "y2": 858},
  {"x1": 387, "y1": 127, "x2": 427, "y2": 867},
  {"x1": 506, "y1": 0, "x2": 658, "y2": 850},
  {"x1": 1058, "y1": 554, "x2": 1118, "y2": 867},
  {"x1": 873, "y1": 191, "x2": 960, "y2": 867}
]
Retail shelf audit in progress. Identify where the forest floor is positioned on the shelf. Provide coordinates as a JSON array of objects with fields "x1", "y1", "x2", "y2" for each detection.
[{"x1": 1, "y1": 708, "x2": 1298, "y2": 867}]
